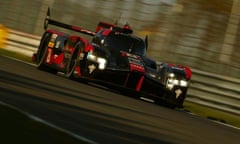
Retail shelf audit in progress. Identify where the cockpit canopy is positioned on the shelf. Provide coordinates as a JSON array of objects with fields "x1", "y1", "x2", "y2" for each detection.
[{"x1": 92, "y1": 29, "x2": 147, "y2": 57}]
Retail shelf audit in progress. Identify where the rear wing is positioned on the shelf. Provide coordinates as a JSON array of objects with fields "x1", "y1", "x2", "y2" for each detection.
[
  {"x1": 44, "y1": 8, "x2": 95, "y2": 36},
  {"x1": 96, "y1": 21, "x2": 133, "y2": 34},
  {"x1": 44, "y1": 7, "x2": 148, "y2": 50}
]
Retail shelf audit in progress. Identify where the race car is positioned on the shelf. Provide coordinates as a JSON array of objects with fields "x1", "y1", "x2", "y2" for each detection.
[
  {"x1": 32, "y1": 8, "x2": 191, "y2": 108},
  {"x1": 141, "y1": 59, "x2": 192, "y2": 107}
]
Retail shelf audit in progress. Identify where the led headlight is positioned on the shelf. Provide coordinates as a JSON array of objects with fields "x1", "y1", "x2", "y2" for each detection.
[
  {"x1": 173, "y1": 79, "x2": 179, "y2": 85},
  {"x1": 97, "y1": 57, "x2": 107, "y2": 70},
  {"x1": 87, "y1": 53, "x2": 97, "y2": 61},
  {"x1": 87, "y1": 53, "x2": 107, "y2": 70},
  {"x1": 167, "y1": 79, "x2": 188, "y2": 89},
  {"x1": 166, "y1": 78, "x2": 174, "y2": 90},
  {"x1": 168, "y1": 73, "x2": 175, "y2": 78},
  {"x1": 180, "y1": 80, "x2": 188, "y2": 87}
]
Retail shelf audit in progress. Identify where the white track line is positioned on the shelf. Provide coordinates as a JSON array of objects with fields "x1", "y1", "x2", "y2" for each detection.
[
  {"x1": 0, "y1": 101, "x2": 98, "y2": 144},
  {"x1": 2, "y1": 55, "x2": 240, "y2": 131}
]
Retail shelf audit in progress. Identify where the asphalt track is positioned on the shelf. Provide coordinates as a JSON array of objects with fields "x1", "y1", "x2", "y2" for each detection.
[{"x1": 0, "y1": 55, "x2": 239, "y2": 144}]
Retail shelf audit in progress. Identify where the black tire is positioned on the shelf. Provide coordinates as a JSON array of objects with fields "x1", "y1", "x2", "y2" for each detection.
[
  {"x1": 65, "y1": 42, "x2": 83, "y2": 79},
  {"x1": 36, "y1": 32, "x2": 50, "y2": 70},
  {"x1": 36, "y1": 32, "x2": 57, "y2": 74},
  {"x1": 65, "y1": 52, "x2": 78, "y2": 79},
  {"x1": 155, "y1": 92, "x2": 178, "y2": 109}
]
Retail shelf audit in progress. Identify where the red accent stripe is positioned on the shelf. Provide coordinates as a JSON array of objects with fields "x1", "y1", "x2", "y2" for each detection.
[
  {"x1": 102, "y1": 29, "x2": 111, "y2": 36},
  {"x1": 136, "y1": 76, "x2": 144, "y2": 92},
  {"x1": 53, "y1": 53, "x2": 64, "y2": 64},
  {"x1": 46, "y1": 48, "x2": 52, "y2": 64},
  {"x1": 129, "y1": 63, "x2": 145, "y2": 73},
  {"x1": 75, "y1": 66, "x2": 81, "y2": 77}
]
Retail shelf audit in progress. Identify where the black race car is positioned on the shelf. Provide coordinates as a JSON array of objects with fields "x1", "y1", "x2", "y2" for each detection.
[
  {"x1": 32, "y1": 8, "x2": 192, "y2": 108},
  {"x1": 131, "y1": 56, "x2": 192, "y2": 107}
]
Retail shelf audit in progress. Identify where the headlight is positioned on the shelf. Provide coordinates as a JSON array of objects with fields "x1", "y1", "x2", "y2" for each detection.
[
  {"x1": 87, "y1": 53, "x2": 97, "y2": 61},
  {"x1": 87, "y1": 53, "x2": 107, "y2": 70},
  {"x1": 173, "y1": 79, "x2": 179, "y2": 85},
  {"x1": 97, "y1": 57, "x2": 107, "y2": 70},
  {"x1": 180, "y1": 80, "x2": 188, "y2": 87},
  {"x1": 166, "y1": 78, "x2": 188, "y2": 90},
  {"x1": 168, "y1": 73, "x2": 175, "y2": 78},
  {"x1": 166, "y1": 80, "x2": 174, "y2": 90}
]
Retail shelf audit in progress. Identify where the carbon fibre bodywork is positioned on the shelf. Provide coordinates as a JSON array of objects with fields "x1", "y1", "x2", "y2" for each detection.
[{"x1": 32, "y1": 9, "x2": 192, "y2": 108}]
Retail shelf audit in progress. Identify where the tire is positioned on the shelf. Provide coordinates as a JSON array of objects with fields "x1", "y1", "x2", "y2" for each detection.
[
  {"x1": 155, "y1": 92, "x2": 177, "y2": 109},
  {"x1": 36, "y1": 32, "x2": 57, "y2": 74},
  {"x1": 37, "y1": 33, "x2": 50, "y2": 70},
  {"x1": 65, "y1": 51, "x2": 78, "y2": 79},
  {"x1": 65, "y1": 42, "x2": 83, "y2": 79}
]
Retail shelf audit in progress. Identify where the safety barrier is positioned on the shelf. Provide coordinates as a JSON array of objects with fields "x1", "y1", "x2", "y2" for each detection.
[
  {"x1": 0, "y1": 24, "x2": 8, "y2": 48},
  {"x1": 187, "y1": 70, "x2": 240, "y2": 115},
  {"x1": 2, "y1": 29, "x2": 240, "y2": 115},
  {"x1": 3, "y1": 28, "x2": 40, "y2": 56}
]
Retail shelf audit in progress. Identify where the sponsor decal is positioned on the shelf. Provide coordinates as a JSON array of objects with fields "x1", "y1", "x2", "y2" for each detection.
[
  {"x1": 175, "y1": 89, "x2": 182, "y2": 99},
  {"x1": 48, "y1": 42, "x2": 54, "y2": 48},
  {"x1": 88, "y1": 64, "x2": 96, "y2": 74},
  {"x1": 46, "y1": 48, "x2": 52, "y2": 63},
  {"x1": 129, "y1": 63, "x2": 145, "y2": 73},
  {"x1": 55, "y1": 41, "x2": 60, "y2": 48}
]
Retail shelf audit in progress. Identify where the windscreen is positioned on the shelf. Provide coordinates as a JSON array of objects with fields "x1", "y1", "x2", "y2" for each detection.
[{"x1": 104, "y1": 32, "x2": 146, "y2": 56}]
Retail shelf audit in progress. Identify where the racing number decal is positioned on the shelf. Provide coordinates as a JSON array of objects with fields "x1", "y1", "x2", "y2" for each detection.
[
  {"x1": 88, "y1": 64, "x2": 96, "y2": 74},
  {"x1": 175, "y1": 89, "x2": 182, "y2": 99}
]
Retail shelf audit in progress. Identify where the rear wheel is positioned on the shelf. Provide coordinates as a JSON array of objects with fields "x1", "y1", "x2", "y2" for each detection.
[
  {"x1": 36, "y1": 33, "x2": 57, "y2": 74},
  {"x1": 37, "y1": 33, "x2": 49, "y2": 70}
]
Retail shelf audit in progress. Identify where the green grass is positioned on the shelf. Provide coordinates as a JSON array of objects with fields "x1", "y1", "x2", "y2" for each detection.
[
  {"x1": 0, "y1": 48, "x2": 33, "y2": 63},
  {"x1": 1, "y1": 48, "x2": 240, "y2": 129},
  {"x1": 184, "y1": 102, "x2": 240, "y2": 128}
]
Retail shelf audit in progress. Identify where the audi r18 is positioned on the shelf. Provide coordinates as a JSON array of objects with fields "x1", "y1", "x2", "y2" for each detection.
[{"x1": 32, "y1": 8, "x2": 192, "y2": 108}]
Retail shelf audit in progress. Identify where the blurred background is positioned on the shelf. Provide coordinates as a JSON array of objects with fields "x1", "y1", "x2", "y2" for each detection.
[{"x1": 0, "y1": 0, "x2": 239, "y2": 79}]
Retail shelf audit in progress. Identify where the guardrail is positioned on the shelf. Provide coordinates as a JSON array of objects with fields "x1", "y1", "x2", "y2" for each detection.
[
  {"x1": 2, "y1": 28, "x2": 240, "y2": 115},
  {"x1": 188, "y1": 70, "x2": 240, "y2": 115},
  {"x1": 3, "y1": 28, "x2": 40, "y2": 56},
  {"x1": 0, "y1": 24, "x2": 8, "y2": 48}
]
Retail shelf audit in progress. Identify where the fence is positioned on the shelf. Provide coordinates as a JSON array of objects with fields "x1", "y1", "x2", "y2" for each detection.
[
  {"x1": 0, "y1": 0, "x2": 240, "y2": 79},
  {"x1": 188, "y1": 69, "x2": 240, "y2": 115},
  {"x1": 2, "y1": 29, "x2": 239, "y2": 115},
  {"x1": 3, "y1": 29, "x2": 40, "y2": 56}
]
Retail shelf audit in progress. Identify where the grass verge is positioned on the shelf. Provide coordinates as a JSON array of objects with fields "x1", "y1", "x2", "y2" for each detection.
[
  {"x1": 184, "y1": 102, "x2": 240, "y2": 128},
  {"x1": 0, "y1": 48, "x2": 33, "y2": 63}
]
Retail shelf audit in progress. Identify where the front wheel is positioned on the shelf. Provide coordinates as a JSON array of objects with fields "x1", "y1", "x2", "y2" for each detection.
[
  {"x1": 65, "y1": 42, "x2": 83, "y2": 79},
  {"x1": 37, "y1": 46, "x2": 48, "y2": 70},
  {"x1": 37, "y1": 33, "x2": 49, "y2": 70},
  {"x1": 65, "y1": 54, "x2": 78, "y2": 79}
]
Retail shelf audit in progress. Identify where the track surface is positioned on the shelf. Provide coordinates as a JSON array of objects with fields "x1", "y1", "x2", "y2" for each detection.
[{"x1": 0, "y1": 55, "x2": 239, "y2": 144}]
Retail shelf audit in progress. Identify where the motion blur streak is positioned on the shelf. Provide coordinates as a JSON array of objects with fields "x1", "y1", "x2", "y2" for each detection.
[{"x1": 0, "y1": 0, "x2": 239, "y2": 79}]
